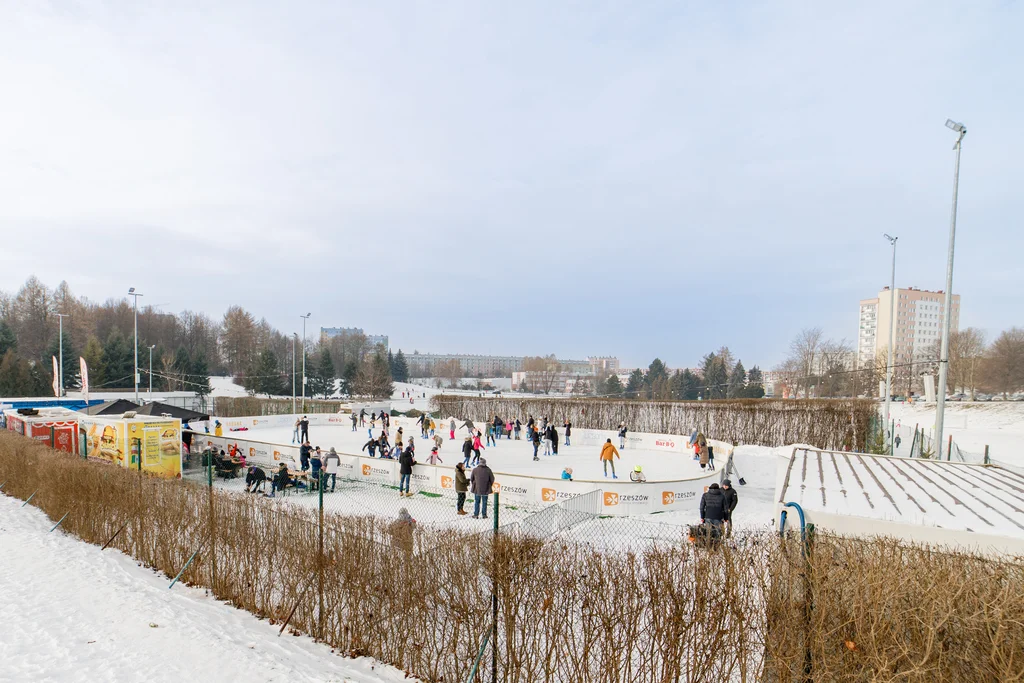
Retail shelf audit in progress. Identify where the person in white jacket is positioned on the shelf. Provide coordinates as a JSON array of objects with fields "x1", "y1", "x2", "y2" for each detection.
[{"x1": 322, "y1": 447, "x2": 341, "y2": 492}]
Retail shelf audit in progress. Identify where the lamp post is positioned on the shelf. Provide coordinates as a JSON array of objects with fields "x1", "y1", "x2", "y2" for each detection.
[
  {"x1": 300, "y1": 313, "x2": 311, "y2": 412},
  {"x1": 883, "y1": 234, "x2": 898, "y2": 446},
  {"x1": 935, "y1": 119, "x2": 966, "y2": 460},
  {"x1": 55, "y1": 313, "x2": 69, "y2": 397},
  {"x1": 128, "y1": 288, "x2": 143, "y2": 403},
  {"x1": 148, "y1": 345, "x2": 156, "y2": 394},
  {"x1": 292, "y1": 333, "x2": 298, "y2": 414}
]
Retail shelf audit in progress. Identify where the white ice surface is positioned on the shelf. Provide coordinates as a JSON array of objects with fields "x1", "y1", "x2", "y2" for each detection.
[{"x1": 0, "y1": 493, "x2": 416, "y2": 683}]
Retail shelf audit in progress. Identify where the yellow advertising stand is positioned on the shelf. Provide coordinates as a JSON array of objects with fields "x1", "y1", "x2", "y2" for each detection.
[{"x1": 80, "y1": 414, "x2": 182, "y2": 478}]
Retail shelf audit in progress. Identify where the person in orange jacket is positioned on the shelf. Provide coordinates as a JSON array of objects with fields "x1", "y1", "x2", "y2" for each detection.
[{"x1": 600, "y1": 438, "x2": 620, "y2": 479}]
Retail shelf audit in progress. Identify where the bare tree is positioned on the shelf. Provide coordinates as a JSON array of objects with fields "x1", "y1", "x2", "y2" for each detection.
[
  {"x1": 930, "y1": 328, "x2": 986, "y2": 398},
  {"x1": 981, "y1": 328, "x2": 1024, "y2": 398},
  {"x1": 787, "y1": 327, "x2": 823, "y2": 398},
  {"x1": 433, "y1": 358, "x2": 462, "y2": 388},
  {"x1": 523, "y1": 355, "x2": 563, "y2": 394},
  {"x1": 818, "y1": 338, "x2": 854, "y2": 397}
]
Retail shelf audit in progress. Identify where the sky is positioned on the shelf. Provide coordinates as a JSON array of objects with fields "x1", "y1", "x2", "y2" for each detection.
[{"x1": 1, "y1": 1, "x2": 1022, "y2": 370}]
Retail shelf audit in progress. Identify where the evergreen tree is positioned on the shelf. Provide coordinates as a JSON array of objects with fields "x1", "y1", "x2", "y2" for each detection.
[
  {"x1": 308, "y1": 346, "x2": 336, "y2": 398},
  {"x1": 252, "y1": 348, "x2": 285, "y2": 397},
  {"x1": 387, "y1": 349, "x2": 395, "y2": 377},
  {"x1": 190, "y1": 350, "x2": 212, "y2": 397},
  {"x1": 101, "y1": 330, "x2": 134, "y2": 389},
  {"x1": 393, "y1": 349, "x2": 409, "y2": 382},
  {"x1": 81, "y1": 335, "x2": 105, "y2": 387},
  {"x1": 339, "y1": 359, "x2": 359, "y2": 396},
  {"x1": 625, "y1": 369, "x2": 645, "y2": 398},
  {"x1": 0, "y1": 320, "x2": 16, "y2": 356},
  {"x1": 604, "y1": 374, "x2": 624, "y2": 397},
  {"x1": 700, "y1": 353, "x2": 729, "y2": 399},
  {"x1": 680, "y1": 369, "x2": 701, "y2": 400},
  {"x1": 47, "y1": 330, "x2": 80, "y2": 391},
  {"x1": 173, "y1": 346, "x2": 191, "y2": 390},
  {"x1": 0, "y1": 350, "x2": 39, "y2": 397},
  {"x1": 727, "y1": 360, "x2": 747, "y2": 399},
  {"x1": 744, "y1": 365, "x2": 765, "y2": 399}
]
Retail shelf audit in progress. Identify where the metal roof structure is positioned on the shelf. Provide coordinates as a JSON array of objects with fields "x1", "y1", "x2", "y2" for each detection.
[{"x1": 775, "y1": 448, "x2": 1024, "y2": 555}]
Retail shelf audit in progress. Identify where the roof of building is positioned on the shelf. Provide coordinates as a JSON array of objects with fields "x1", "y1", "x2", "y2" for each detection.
[
  {"x1": 133, "y1": 401, "x2": 209, "y2": 422},
  {"x1": 80, "y1": 399, "x2": 141, "y2": 416},
  {"x1": 776, "y1": 448, "x2": 1024, "y2": 543}
]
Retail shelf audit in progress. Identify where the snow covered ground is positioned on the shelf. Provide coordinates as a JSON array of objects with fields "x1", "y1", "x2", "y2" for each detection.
[
  {"x1": 0, "y1": 493, "x2": 416, "y2": 683},
  {"x1": 890, "y1": 401, "x2": 1024, "y2": 467}
]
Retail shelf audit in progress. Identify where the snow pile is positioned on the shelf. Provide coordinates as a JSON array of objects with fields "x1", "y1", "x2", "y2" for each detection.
[{"x1": 0, "y1": 493, "x2": 415, "y2": 683}]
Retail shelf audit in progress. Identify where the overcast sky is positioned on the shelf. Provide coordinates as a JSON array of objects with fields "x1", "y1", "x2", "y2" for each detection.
[{"x1": 2, "y1": 1, "x2": 1021, "y2": 369}]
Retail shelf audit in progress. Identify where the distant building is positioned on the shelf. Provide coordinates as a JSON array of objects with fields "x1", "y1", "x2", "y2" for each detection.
[
  {"x1": 588, "y1": 356, "x2": 620, "y2": 373},
  {"x1": 406, "y1": 353, "x2": 524, "y2": 377},
  {"x1": 321, "y1": 327, "x2": 389, "y2": 349},
  {"x1": 857, "y1": 287, "x2": 960, "y2": 369}
]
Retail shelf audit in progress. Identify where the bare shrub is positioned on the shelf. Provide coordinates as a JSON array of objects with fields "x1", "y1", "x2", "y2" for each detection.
[
  {"x1": 2, "y1": 431, "x2": 1022, "y2": 682},
  {"x1": 431, "y1": 396, "x2": 876, "y2": 450}
]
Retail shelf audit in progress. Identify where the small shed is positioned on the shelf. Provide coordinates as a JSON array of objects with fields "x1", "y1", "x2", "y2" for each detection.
[
  {"x1": 2, "y1": 407, "x2": 82, "y2": 454},
  {"x1": 775, "y1": 447, "x2": 1024, "y2": 556}
]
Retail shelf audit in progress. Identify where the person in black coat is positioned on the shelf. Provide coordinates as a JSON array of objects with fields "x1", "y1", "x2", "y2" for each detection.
[
  {"x1": 299, "y1": 441, "x2": 312, "y2": 471},
  {"x1": 362, "y1": 437, "x2": 379, "y2": 458},
  {"x1": 700, "y1": 483, "x2": 727, "y2": 529},
  {"x1": 245, "y1": 466, "x2": 267, "y2": 493},
  {"x1": 461, "y1": 436, "x2": 474, "y2": 466},
  {"x1": 563, "y1": 420, "x2": 572, "y2": 446},
  {"x1": 398, "y1": 446, "x2": 416, "y2": 497},
  {"x1": 721, "y1": 479, "x2": 738, "y2": 537}
]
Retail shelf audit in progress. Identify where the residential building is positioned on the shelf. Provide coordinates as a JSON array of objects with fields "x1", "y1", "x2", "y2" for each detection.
[
  {"x1": 857, "y1": 287, "x2": 961, "y2": 369},
  {"x1": 588, "y1": 356, "x2": 620, "y2": 373},
  {"x1": 321, "y1": 327, "x2": 389, "y2": 349},
  {"x1": 406, "y1": 353, "x2": 524, "y2": 377}
]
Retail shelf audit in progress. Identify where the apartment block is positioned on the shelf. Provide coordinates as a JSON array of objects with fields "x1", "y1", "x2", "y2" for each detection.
[{"x1": 857, "y1": 287, "x2": 960, "y2": 368}]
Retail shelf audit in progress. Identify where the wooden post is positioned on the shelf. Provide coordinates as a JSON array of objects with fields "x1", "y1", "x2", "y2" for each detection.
[
  {"x1": 984, "y1": 445, "x2": 990, "y2": 465},
  {"x1": 947, "y1": 434, "x2": 953, "y2": 461}
]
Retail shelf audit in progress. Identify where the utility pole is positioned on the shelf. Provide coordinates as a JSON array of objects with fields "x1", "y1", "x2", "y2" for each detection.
[
  {"x1": 128, "y1": 288, "x2": 143, "y2": 403},
  {"x1": 55, "y1": 313, "x2": 69, "y2": 397},
  {"x1": 935, "y1": 119, "x2": 966, "y2": 459},
  {"x1": 292, "y1": 333, "x2": 297, "y2": 414},
  {"x1": 149, "y1": 345, "x2": 156, "y2": 394},
  {"x1": 883, "y1": 234, "x2": 898, "y2": 446},
  {"x1": 300, "y1": 313, "x2": 311, "y2": 412}
]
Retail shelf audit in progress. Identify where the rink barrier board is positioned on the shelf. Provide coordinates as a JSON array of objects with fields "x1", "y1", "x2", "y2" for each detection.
[{"x1": 188, "y1": 417, "x2": 729, "y2": 516}]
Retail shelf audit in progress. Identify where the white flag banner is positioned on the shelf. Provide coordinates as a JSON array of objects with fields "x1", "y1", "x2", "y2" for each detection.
[
  {"x1": 52, "y1": 356, "x2": 60, "y2": 397},
  {"x1": 80, "y1": 357, "x2": 90, "y2": 404}
]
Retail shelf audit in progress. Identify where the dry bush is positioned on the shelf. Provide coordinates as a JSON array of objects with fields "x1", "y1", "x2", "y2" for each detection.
[
  {"x1": 211, "y1": 396, "x2": 347, "y2": 417},
  {"x1": 431, "y1": 396, "x2": 876, "y2": 450},
  {"x1": 2, "y1": 431, "x2": 1022, "y2": 683}
]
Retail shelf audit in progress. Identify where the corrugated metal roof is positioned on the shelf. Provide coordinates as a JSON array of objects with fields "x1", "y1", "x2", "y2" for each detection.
[{"x1": 777, "y1": 448, "x2": 1024, "y2": 540}]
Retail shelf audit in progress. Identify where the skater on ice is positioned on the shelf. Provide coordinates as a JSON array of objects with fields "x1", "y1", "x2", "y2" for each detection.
[{"x1": 600, "y1": 438, "x2": 620, "y2": 478}]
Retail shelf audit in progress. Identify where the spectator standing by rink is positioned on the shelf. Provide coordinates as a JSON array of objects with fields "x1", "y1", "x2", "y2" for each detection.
[
  {"x1": 300, "y1": 440, "x2": 312, "y2": 472},
  {"x1": 323, "y1": 448, "x2": 340, "y2": 492},
  {"x1": 721, "y1": 479, "x2": 738, "y2": 537},
  {"x1": 700, "y1": 483, "x2": 727, "y2": 532},
  {"x1": 299, "y1": 416, "x2": 309, "y2": 442},
  {"x1": 563, "y1": 420, "x2": 572, "y2": 447},
  {"x1": 470, "y1": 458, "x2": 495, "y2": 519},
  {"x1": 399, "y1": 445, "x2": 416, "y2": 497},
  {"x1": 618, "y1": 424, "x2": 628, "y2": 449},
  {"x1": 600, "y1": 438, "x2": 620, "y2": 479},
  {"x1": 454, "y1": 462, "x2": 469, "y2": 515}
]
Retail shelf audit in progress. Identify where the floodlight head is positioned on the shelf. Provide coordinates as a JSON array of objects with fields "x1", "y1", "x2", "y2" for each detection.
[
  {"x1": 884, "y1": 233, "x2": 898, "y2": 245},
  {"x1": 945, "y1": 119, "x2": 965, "y2": 134},
  {"x1": 306, "y1": 312, "x2": 311, "y2": 317},
  {"x1": 128, "y1": 287, "x2": 135, "y2": 294}
]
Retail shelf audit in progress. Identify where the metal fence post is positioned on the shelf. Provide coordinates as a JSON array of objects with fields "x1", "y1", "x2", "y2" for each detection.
[
  {"x1": 208, "y1": 456, "x2": 216, "y2": 593},
  {"x1": 318, "y1": 470, "x2": 325, "y2": 640},
  {"x1": 890, "y1": 420, "x2": 894, "y2": 456},
  {"x1": 984, "y1": 445, "x2": 990, "y2": 465},
  {"x1": 947, "y1": 434, "x2": 953, "y2": 461},
  {"x1": 492, "y1": 490, "x2": 499, "y2": 683}
]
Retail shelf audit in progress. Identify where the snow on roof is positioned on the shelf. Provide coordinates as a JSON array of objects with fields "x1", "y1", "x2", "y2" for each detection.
[{"x1": 776, "y1": 448, "x2": 1024, "y2": 541}]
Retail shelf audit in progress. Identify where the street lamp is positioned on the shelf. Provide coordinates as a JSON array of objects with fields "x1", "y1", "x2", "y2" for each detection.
[
  {"x1": 935, "y1": 119, "x2": 966, "y2": 460},
  {"x1": 148, "y1": 345, "x2": 156, "y2": 394},
  {"x1": 55, "y1": 313, "x2": 69, "y2": 397},
  {"x1": 291, "y1": 333, "x2": 298, "y2": 414},
  {"x1": 883, "y1": 234, "x2": 898, "y2": 447},
  {"x1": 128, "y1": 288, "x2": 143, "y2": 403},
  {"x1": 300, "y1": 313, "x2": 311, "y2": 412}
]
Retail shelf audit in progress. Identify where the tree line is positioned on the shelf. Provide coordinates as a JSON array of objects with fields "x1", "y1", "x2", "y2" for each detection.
[
  {"x1": 0, "y1": 276, "x2": 409, "y2": 399},
  {"x1": 587, "y1": 349, "x2": 765, "y2": 401}
]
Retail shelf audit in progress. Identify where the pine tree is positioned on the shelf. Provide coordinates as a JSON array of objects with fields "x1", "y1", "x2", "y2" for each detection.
[
  {"x1": 0, "y1": 320, "x2": 16, "y2": 356},
  {"x1": 81, "y1": 336, "x2": 105, "y2": 387},
  {"x1": 388, "y1": 349, "x2": 395, "y2": 377},
  {"x1": 190, "y1": 350, "x2": 212, "y2": 397},
  {"x1": 101, "y1": 330, "x2": 134, "y2": 389},
  {"x1": 393, "y1": 349, "x2": 409, "y2": 382},
  {"x1": 604, "y1": 374, "x2": 624, "y2": 397},
  {"x1": 625, "y1": 369, "x2": 645, "y2": 398},
  {"x1": 745, "y1": 365, "x2": 765, "y2": 398},
  {"x1": 173, "y1": 346, "x2": 191, "y2": 391},
  {"x1": 700, "y1": 353, "x2": 729, "y2": 399},
  {"x1": 680, "y1": 369, "x2": 701, "y2": 400},
  {"x1": 308, "y1": 346, "x2": 336, "y2": 398},
  {"x1": 252, "y1": 348, "x2": 285, "y2": 397},
  {"x1": 727, "y1": 360, "x2": 746, "y2": 399}
]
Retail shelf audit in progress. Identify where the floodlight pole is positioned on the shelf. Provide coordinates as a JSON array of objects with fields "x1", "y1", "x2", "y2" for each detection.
[
  {"x1": 55, "y1": 313, "x2": 68, "y2": 397},
  {"x1": 936, "y1": 120, "x2": 966, "y2": 460},
  {"x1": 129, "y1": 289, "x2": 143, "y2": 403},
  {"x1": 292, "y1": 333, "x2": 297, "y2": 414},
  {"x1": 300, "y1": 314, "x2": 311, "y2": 412},
  {"x1": 883, "y1": 235, "x2": 897, "y2": 446}
]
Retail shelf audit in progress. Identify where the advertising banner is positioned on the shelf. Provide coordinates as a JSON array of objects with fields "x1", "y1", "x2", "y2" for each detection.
[
  {"x1": 83, "y1": 418, "x2": 126, "y2": 467},
  {"x1": 80, "y1": 357, "x2": 89, "y2": 404},
  {"x1": 51, "y1": 356, "x2": 59, "y2": 397},
  {"x1": 127, "y1": 419, "x2": 182, "y2": 478}
]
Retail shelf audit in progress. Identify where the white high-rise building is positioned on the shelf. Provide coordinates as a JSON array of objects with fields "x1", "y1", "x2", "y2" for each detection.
[{"x1": 857, "y1": 287, "x2": 961, "y2": 370}]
